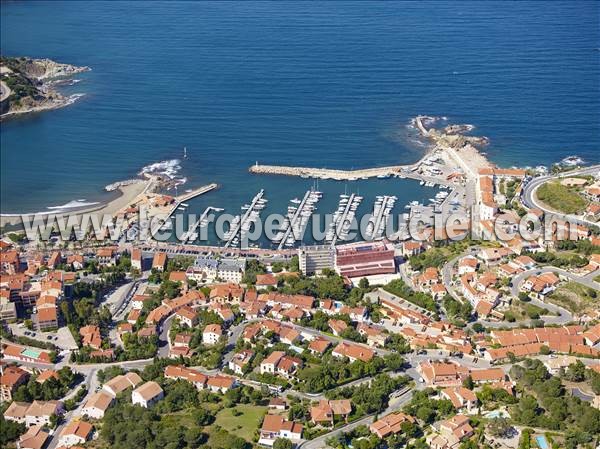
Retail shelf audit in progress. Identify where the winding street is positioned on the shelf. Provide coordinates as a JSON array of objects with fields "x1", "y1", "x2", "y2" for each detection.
[
  {"x1": 521, "y1": 164, "x2": 600, "y2": 228},
  {"x1": 440, "y1": 242, "x2": 600, "y2": 328}
]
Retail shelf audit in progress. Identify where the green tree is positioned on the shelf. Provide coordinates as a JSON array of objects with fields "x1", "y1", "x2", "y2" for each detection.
[{"x1": 273, "y1": 438, "x2": 293, "y2": 449}]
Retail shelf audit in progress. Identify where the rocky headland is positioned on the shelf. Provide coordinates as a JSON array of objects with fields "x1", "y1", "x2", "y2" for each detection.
[{"x1": 0, "y1": 56, "x2": 90, "y2": 118}]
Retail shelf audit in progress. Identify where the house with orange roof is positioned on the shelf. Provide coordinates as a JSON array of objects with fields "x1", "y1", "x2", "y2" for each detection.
[
  {"x1": 206, "y1": 374, "x2": 236, "y2": 393},
  {"x1": 37, "y1": 306, "x2": 58, "y2": 331},
  {"x1": 152, "y1": 252, "x2": 167, "y2": 271},
  {"x1": 401, "y1": 240, "x2": 425, "y2": 257},
  {"x1": 0, "y1": 365, "x2": 29, "y2": 401},
  {"x1": 127, "y1": 308, "x2": 141, "y2": 325},
  {"x1": 259, "y1": 414, "x2": 303, "y2": 447},
  {"x1": 58, "y1": 420, "x2": 94, "y2": 447},
  {"x1": 168, "y1": 270, "x2": 188, "y2": 284},
  {"x1": 458, "y1": 256, "x2": 479, "y2": 275},
  {"x1": 258, "y1": 292, "x2": 315, "y2": 311},
  {"x1": 369, "y1": 412, "x2": 415, "y2": 439},
  {"x1": 427, "y1": 414, "x2": 474, "y2": 449},
  {"x1": 66, "y1": 254, "x2": 85, "y2": 270},
  {"x1": 418, "y1": 361, "x2": 469, "y2": 387},
  {"x1": 0, "y1": 250, "x2": 21, "y2": 274},
  {"x1": 175, "y1": 306, "x2": 198, "y2": 327},
  {"x1": 35, "y1": 370, "x2": 59, "y2": 384},
  {"x1": 80, "y1": 325, "x2": 102, "y2": 349},
  {"x1": 469, "y1": 368, "x2": 505, "y2": 384},
  {"x1": 209, "y1": 283, "x2": 244, "y2": 304},
  {"x1": 310, "y1": 399, "x2": 352, "y2": 426},
  {"x1": 256, "y1": 273, "x2": 278, "y2": 289},
  {"x1": 145, "y1": 304, "x2": 171, "y2": 326},
  {"x1": 1, "y1": 343, "x2": 52, "y2": 364},
  {"x1": 308, "y1": 337, "x2": 331, "y2": 355},
  {"x1": 18, "y1": 424, "x2": 49, "y2": 449},
  {"x1": 441, "y1": 387, "x2": 478, "y2": 413},
  {"x1": 203, "y1": 324, "x2": 222, "y2": 345},
  {"x1": 96, "y1": 247, "x2": 117, "y2": 266},
  {"x1": 522, "y1": 272, "x2": 560, "y2": 298},
  {"x1": 332, "y1": 342, "x2": 374, "y2": 363},
  {"x1": 228, "y1": 349, "x2": 254, "y2": 375},
  {"x1": 583, "y1": 323, "x2": 600, "y2": 346},
  {"x1": 357, "y1": 323, "x2": 388, "y2": 348},
  {"x1": 328, "y1": 319, "x2": 348, "y2": 336},
  {"x1": 260, "y1": 351, "x2": 302, "y2": 379},
  {"x1": 164, "y1": 365, "x2": 208, "y2": 390},
  {"x1": 477, "y1": 247, "x2": 513, "y2": 266},
  {"x1": 130, "y1": 248, "x2": 143, "y2": 271},
  {"x1": 132, "y1": 381, "x2": 164, "y2": 408}
]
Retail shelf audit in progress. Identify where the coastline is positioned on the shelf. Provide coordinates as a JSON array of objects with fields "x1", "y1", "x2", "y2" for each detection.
[
  {"x1": 0, "y1": 57, "x2": 90, "y2": 119},
  {"x1": 0, "y1": 180, "x2": 150, "y2": 228}
]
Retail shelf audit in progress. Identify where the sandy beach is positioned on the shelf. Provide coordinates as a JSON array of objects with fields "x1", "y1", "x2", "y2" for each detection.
[{"x1": 0, "y1": 179, "x2": 150, "y2": 229}]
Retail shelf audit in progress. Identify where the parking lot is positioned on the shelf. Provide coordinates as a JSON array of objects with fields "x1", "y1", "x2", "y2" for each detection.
[{"x1": 9, "y1": 322, "x2": 79, "y2": 350}]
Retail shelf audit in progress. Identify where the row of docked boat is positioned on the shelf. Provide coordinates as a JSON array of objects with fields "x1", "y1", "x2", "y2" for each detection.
[
  {"x1": 180, "y1": 206, "x2": 217, "y2": 243},
  {"x1": 365, "y1": 195, "x2": 397, "y2": 240},
  {"x1": 326, "y1": 193, "x2": 363, "y2": 244},
  {"x1": 274, "y1": 189, "x2": 322, "y2": 248},
  {"x1": 224, "y1": 190, "x2": 267, "y2": 247}
]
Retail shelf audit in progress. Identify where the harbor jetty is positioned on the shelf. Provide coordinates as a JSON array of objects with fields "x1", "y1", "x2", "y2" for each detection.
[
  {"x1": 249, "y1": 162, "x2": 414, "y2": 180},
  {"x1": 248, "y1": 115, "x2": 493, "y2": 187}
]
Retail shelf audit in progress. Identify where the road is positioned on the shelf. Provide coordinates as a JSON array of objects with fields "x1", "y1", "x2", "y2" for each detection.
[
  {"x1": 46, "y1": 368, "x2": 98, "y2": 449},
  {"x1": 507, "y1": 265, "x2": 600, "y2": 325},
  {"x1": 521, "y1": 165, "x2": 600, "y2": 228},
  {"x1": 157, "y1": 314, "x2": 176, "y2": 358}
]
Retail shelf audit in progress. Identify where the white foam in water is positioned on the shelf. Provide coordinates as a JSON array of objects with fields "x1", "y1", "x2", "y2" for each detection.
[
  {"x1": 139, "y1": 159, "x2": 187, "y2": 186},
  {"x1": 560, "y1": 155, "x2": 584, "y2": 167},
  {"x1": 46, "y1": 199, "x2": 99, "y2": 210}
]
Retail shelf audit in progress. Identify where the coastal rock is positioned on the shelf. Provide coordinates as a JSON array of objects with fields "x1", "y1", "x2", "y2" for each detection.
[{"x1": 0, "y1": 56, "x2": 90, "y2": 118}]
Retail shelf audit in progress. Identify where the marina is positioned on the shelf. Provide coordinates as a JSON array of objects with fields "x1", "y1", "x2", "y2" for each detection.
[
  {"x1": 326, "y1": 193, "x2": 363, "y2": 246},
  {"x1": 180, "y1": 206, "x2": 216, "y2": 243},
  {"x1": 149, "y1": 182, "x2": 218, "y2": 239},
  {"x1": 365, "y1": 195, "x2": 397, "y2": 240},
  {"x1": 275, "y1": 189, "x2": 322, "y2": 249},
  {"x1": 223, "y1": 189, "x2": 267, "y2": 248}
]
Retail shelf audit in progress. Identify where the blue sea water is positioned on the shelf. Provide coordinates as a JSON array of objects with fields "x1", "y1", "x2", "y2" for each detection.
[{"x1": 1, "y1": 1, "x2": 599, "y2": 219}]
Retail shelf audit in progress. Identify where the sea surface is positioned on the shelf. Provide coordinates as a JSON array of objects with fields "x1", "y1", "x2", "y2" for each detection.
[{"x1": 1, "y1": 1, "x2": 599, "y2": 233}]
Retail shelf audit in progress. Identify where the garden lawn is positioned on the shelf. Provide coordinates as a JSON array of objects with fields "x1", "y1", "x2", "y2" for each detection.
[
  {"x1": 536, "y1": 181, "x2": 589, "y2": 214},
  {"x1": 214, "y1": 404, "x2": 266, "y2": 442}
]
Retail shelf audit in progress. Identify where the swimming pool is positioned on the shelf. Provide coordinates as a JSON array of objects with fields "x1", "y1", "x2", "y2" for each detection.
[
  {"x1": 22, "y1": 348, "x2": 41, "y2": 359},
  {"x1": 536, "y1": 435, "x2": 549, "y2": 449}
]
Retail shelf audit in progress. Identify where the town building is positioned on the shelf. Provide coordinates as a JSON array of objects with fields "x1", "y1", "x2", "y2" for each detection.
[
  {"x1": 298, "y1": 245, "x2": 335, "y2": 275},
  {"x1": 203, "y1": 324, "x2": 223, "y2": 345},
  {"x1": 335, "y1": 241, "x2": 396, "y2": 278},
  {"x1": 0, "y1": 365, "x2": 30, "y2": 401},
  {"x1": 81, "y1": 391, "x2": 114, "y2": 419},
  {"x1": 58, "y1": 420, "x2": 94, "y2": 447},
  {"x1": 131, "y1": 381, "x2": 164, "y2": 408},
  {"x1": 102, "y1": 372, "x2": 143, "y2": 397},
  {"x1": 258, "y1": 414, "x2": 303, "y2": 447}
]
